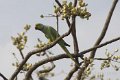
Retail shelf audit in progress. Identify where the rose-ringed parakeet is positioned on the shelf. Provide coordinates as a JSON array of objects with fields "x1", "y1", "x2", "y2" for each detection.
[{"x1": 35, "y1": 23, "x2": 79, "y2": 67}]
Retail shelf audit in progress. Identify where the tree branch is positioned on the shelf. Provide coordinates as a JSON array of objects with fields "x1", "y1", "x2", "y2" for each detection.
[
  {"x1": 24, "y1": 36, "x2": 120, "y2": 80},
  {"x1": 38, "y1": 53, "x2": 55, "y2": 74},
  {"x1": 76, "y1": 63, "x2": 89, "y2": 80},
  {"x1": 81, "y1": 36, "x2": 120, "y2": 55},
  {"x1": 55, "y1": 1, "x2": 80, "y2": 79},
  {"x1": 66, "y1": 9, "x2": 80, "y2": 80},
  {"x1": 70, "y1": 16, "x2": 80, "y2": 80},
  {"x1": 77, "y1": 0, "x2": 119, "y2": 79},
  {"x1": 38, "y1": 63, "x2": 55, "y2": 74},
  {"x1": 64, "y1": 66, "x2": 78, "y2": 80},
  {"x1": 9, "y1": 23, "x2": 73, "y2": 80},
  {"x1": 90, "y1": 0, "x2": 118, "y2": 58},
  {"x1": 76, "y1": 35, "x2": 120, "y2": 79},
  {"x1": 64, "y1": 62, "x2": 83, "y2": 80}
]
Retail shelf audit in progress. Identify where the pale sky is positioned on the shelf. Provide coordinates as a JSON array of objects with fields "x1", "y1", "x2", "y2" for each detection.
[{"x1": 0, "y1": 0, "x2": 120, "y2": 80}]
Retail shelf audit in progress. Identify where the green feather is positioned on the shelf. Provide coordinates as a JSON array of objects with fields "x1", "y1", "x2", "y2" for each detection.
[{"x1": 35, "y1": 23, "x2": 79, "y2": 67}]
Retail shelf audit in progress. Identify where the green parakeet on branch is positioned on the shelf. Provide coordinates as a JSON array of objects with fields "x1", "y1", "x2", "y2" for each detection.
[{"x1": 35, "y1": 23, "x2": 79, "y2": 67}]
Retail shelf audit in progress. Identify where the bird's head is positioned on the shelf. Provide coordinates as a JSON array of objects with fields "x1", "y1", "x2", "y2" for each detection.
[{"x1": 35, "y1": 23, "x2": 44, "y2": 30}]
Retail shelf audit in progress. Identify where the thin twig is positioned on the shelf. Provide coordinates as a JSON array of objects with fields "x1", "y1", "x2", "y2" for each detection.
[
  {"x1": 94, "y1": 57, "x2": 120, "y2": 63},
  {"x1": 71, "y1": 16, "x2": 79, "y2": 62},
  {"x1": 94, "y1": 58, "x2": 110, "y2": 60},
  {"x1": 55, "y1": 0, "x2": 62, "y2": 7},
  {"x1": 19, "y1": 49, "x2": 24, "y2": 59},
  {"x1": 56, "y1": 15, "x2": 59, "y2": 32},
  {"x1": 80, "y1": 37, "x2": 120, "y2": 55},
  {"x1": 0, "y1": 73, "x2": 8, "y2": 80}
]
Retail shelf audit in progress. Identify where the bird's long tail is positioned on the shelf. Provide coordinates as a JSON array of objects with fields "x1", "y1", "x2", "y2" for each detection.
[{"x1": 59, "y1": 45, "x2": 80, "y2": 67}]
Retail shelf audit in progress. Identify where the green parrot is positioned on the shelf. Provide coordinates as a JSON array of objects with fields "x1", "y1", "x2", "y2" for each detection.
[{"x1": 35, "y1": 23, "x2": 79, "y2": 67}]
